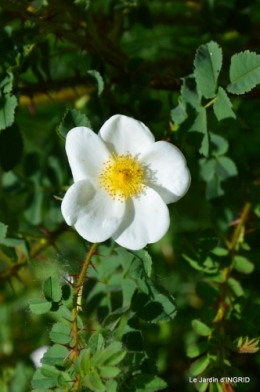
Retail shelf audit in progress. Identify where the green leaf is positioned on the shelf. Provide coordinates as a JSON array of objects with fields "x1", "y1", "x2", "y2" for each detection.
[
  {"x1": 213, "y1": 87, "x2": 236, "y2": 121},
  {"x1": 31, "y1": 369, "x2": 56, "y2": 389},
  {"x1": 192, "y1": 319, "x2": 213, "y2": 336},
  {"x1": 57, "y1": 371, "x2": 73, "y2": 387},
  {"x1": 87, "y1": 70, "x2": 104, "y2": 96},
  {"x1": 102, "y1": 308, "x2": 125, "y2": 331},
  {"x1": 194, "y1": 41, "x2": 222, "y2": 98},
  {"x1": 122, "y1": 278, "x2": 137, "y2": 308},
  {"x1": 181, "y1": 76, "x2": 201, "y2": 110},
  {"x1": 83, "y1": 370, "x2": 106, "y2": 392},
  {"x1": 0, "y1": 243, "x2": 17, "y2": 262},
  {"x1": 41, "y1": 364, "x2": 60, "y2": 379},
  {"x1": 77, "y1": 314, "x2": 84, "y2": 329},
  {"x1": 130, "y1": 374, "x2": 167, "y2": 392},
  {"x1": 49, "y1": 323, "x2": 72, "y2": 344},
  {"x1": 122, "y1": 316, "x2": 145, "y2": 353},
  {"x1": 116, "y1": 247, "x2": 134, "y2": 274},
  {"x1": 0, "y1": 123, "x2": 23, "y2": 171},
  {"x1": 99, "y1": 366, "x2": 120, "y2": 379},
  {"x1": 215, "y1": 156, "x2": 238, "y2": 179},
  {"x1": 200, "y1": 158, "x2": 216, "y2": 182},
  {"x1": 24, "y1": 190, "x2": 44, "y2": 225},
  {"x1": 190, "y1": 355, "x2": 210, "y2": 376},
  {"x1": 59, "y1": 305, "x2": 73, "y2": 322},
  {"x1": 206, "y1": 174, "x2": 224, "y2": 200},
  {"x1": 103, "y1": 349, "x2": 126, "y2": 366},
  {"x1": 62, "y1": 284, "x2": 73, "y2": 302},
  {"x1": 189, "y1": 107, "x2": 209, "y2": 157},
  {"x1": 41, "y1": 344, "x2": 69, "y2": 366},
  {"x1": 182, "y1": 248, "x2": 218, "y2": 274},
  {"x1": 171, "y1": 103, "x2": 187, "y2": 126},
  {"x1": 31, "y1": 389, "x2": 50, "y2": 392},
  {"x1": 210, "y1": 132, "x2": 229, "y2": 156},
  {"x1": 234, "y1": 256, "x2": 254, "y2": 274},
  {"x1": 227, "y1": 50, "x2": 260, "y2": 94},
  {"x1": 2, "y1": 238, "x2": 24, "y2": 247},
  {"x1": 28, "y1": 299, "x2": 52, "y2": 315},
  {"x1": 132, "y1": 279, "x2": 176, "y2": 323},
  {"x1": 43, "y1": 277, "x2": 62, "y2": 302},
  {"x1": 89, "y1": 333, "x2": 105, "y2": 354},
  {"x1": 0, "y1": 95, "x2": 17, "y2": 131},
  {"x1": 91, "y1": 342, "x2": 123, "y2": 367},
  {"x1": 0, "y1": 72, "x2": 14, "y2": 94},
  {"x1": 129, "y1": 249, "x2": 152, "y2": 279},
  {"x1": 196, "y1": 381, "x2": 208, "y2": 392},
  {"x1": 57, "y1": 108, "x2": 92, "y2": 140},
  {"x1": 187, "y1": 342, "x2": 208, "y2": 358},
  {"x1": 0, "y1": 222, "x2": 7, "y2": 242},
  {"x1": 105, "y1": 380, "x2": 117, "y2": 392},
  {"x1": 76, "y1": 348, "x2": 91, "y2": 375},
  {"x1": 227, "y1": 278, "x2": 244, "y2": 297}
]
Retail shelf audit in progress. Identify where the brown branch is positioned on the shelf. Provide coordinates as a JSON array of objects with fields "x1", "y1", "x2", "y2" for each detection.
[{"x1": 0, "y1": 0, "x2": 128, "y2": 70}]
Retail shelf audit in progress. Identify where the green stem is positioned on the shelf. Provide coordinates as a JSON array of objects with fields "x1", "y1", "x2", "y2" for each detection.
[
  {"x1": 70, "y1": 242, "x2": 98, "y2": 390},
  {"x1": 213, "y1": 202, "x2": 251, "y2": 323},
  {"x1": 203, "y1": 97, "x2": 217, "y2": 109},
  {"x1": 228, "y1": 202, "x2": 251, "y2": 252}
]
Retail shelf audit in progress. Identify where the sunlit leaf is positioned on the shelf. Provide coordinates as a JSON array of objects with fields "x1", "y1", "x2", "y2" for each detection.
[
  {"x1": 194, "y1": 41, "x2": 222, "y2": 98},
  {"x1": 28, "y1": 299, "x2": 52, "y2": 315},
  {"x1": 49, "y1": 323, "x2": 72, "y2": 344},
  {"x1": 190, "y1": 355, "x2": 210, "y2": 376},
  {"x1": 0, "y1": 95, "x2": 17, "y2": 131},
  {"x1": 213, "y1": 87, "x2": 236, "y2": 121},
  {"x1": 43, "y1": 277, "x2": 62, "y2": 303},
  {"x1": 227, "y1": 51, "x2": 260, "y2": 94},
  {"x1": 41, "y1": 345, "x2": 69, "y2": 366},
  {"x1": 57, "y1": 108, "x2": 92, "y2": 140},
  {"x1": 130, "y1": 374, "x2": 167, "y2": 392},
  {"x1": 192, "y1": 319, "x2": 212, "y2": 336}
]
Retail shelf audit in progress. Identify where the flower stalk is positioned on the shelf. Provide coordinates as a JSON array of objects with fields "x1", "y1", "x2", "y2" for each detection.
[{"x1": 70, "y1": 242, "x2": 98, "y2": 389}]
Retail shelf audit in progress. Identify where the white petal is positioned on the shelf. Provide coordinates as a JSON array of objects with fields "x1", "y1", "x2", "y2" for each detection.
[
  {"x1": 30, "y1": 346, "x2": 49, "y2": 368},
  {"x1": 112, "y1": 187, "x2": 170, "y2": 250},
  {"x1": 98, "y1": 114, "x2": 155, "y2": 156},
  {"x1": 66, "y1": 127, "x2": 110, "y2": 182},
  {"x1": 61, "y1": 180, "x2": 125, "y2": 243},
  {"x1": 140, "y1": 141, "x2": 191, "y2": 204}
]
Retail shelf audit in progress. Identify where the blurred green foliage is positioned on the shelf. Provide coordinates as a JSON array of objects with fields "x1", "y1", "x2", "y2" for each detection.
[{"x1": 1, "y1": 0, "x2": 260, "y2": 391}]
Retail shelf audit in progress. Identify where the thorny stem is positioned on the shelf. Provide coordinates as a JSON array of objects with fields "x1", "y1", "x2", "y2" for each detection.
[
  {"x1": 70, "y1": 242, "x2": 98, "y2": 390},
  {"x1": 228, "y1": 202, "x2": 251, "y2": 252},
  {"x1": 212, "y1": 202, "x2": 251, "y2": 373},
  {"x1": 213, "y1": 202, "x2": 251, "y2": 320},
  {"x1": 221, "y1": 202, "x2": 251, "y2": 283}
]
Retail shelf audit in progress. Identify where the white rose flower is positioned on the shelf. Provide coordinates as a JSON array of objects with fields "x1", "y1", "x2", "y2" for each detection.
[{"x1": 61, "y1": 114, "x2": 190, "y2": 250}]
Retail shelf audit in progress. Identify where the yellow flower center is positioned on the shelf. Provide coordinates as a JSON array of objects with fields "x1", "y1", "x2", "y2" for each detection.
[{"x1": 99, "y1": 153, "x2": 145, "y2": 201}]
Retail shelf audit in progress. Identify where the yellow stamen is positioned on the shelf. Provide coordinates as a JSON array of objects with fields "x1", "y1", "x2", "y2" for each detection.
[{"x1": 99, "y1": 153, "x2": 145, "y2": 201}]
